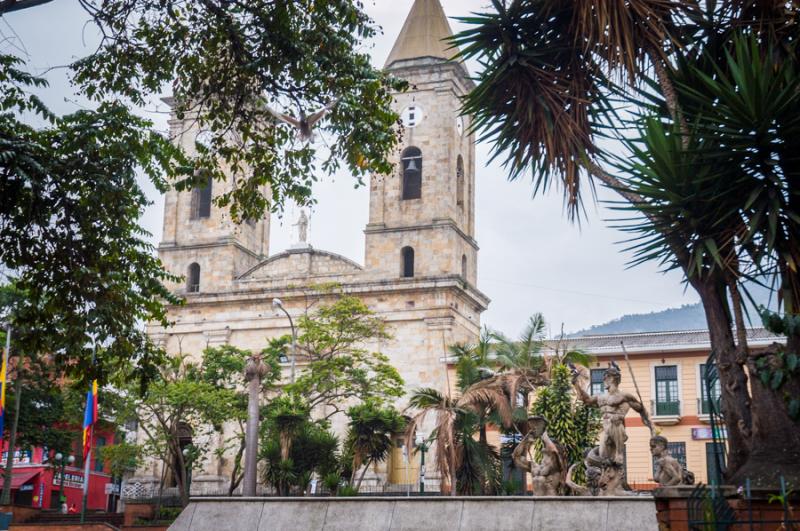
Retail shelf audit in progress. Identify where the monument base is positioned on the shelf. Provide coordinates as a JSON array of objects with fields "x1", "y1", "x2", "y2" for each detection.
[{"x1": 169, "y1": 495, "x2": 658, "y2": 531}]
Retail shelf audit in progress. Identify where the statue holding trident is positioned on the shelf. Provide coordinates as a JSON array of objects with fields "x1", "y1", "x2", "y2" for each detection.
[{"x1": 571, "y1": 360, "x2": 653, "y2": 467}]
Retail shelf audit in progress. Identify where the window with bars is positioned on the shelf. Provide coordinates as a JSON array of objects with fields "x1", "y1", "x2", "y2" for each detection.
[
  {"x1": 652, "y1": 441, "x2": 687, "y2": 475},
  {"x1": 590, "y1": 368, "x2": 605, "y2": 396},
  {"x1": 654, "y1": 365, "x2": 680, "y2": 416},
  {"x1": 699, "y1": 363, "x2": 722, "y2": 415}
]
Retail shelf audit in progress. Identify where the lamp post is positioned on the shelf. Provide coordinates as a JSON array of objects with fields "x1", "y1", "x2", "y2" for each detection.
[
  {"x1": 54, "y1": 452, "x2": 75, "y2": 509},
  {"x1": 415, "y1": 433, "x2": 428, "y2": 494},
  {"x1": 181, "y1": 447, "x2": 194, "y2": 501},
  {"x1": 271, "y1": 298, "x2": 297, "y2": 384}
]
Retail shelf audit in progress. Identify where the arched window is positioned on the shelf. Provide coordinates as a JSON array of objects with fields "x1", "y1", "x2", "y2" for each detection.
[
  {"x1": 461, "y1": 254, "x2": 467, "y2": 279},
  {"x1": 401, "y1": 147, "x2": 422, "y2": 200},
  {"x1": 190, "y1": 171, "x2": 212, "y2": 219},
  {"x1": 401, "y1": 246, "x2": 415, "y2": 278},
  {"x1": 187, "y1": 263, "x2": 200, "y2": 292},
  {"x1": 456, "y1": 155, "x2": 465, "y2": 210}
]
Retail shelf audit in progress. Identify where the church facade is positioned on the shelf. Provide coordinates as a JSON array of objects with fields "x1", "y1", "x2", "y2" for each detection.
[{"x1": 139, "y1": 0, "x2": 489, "y2": 493}]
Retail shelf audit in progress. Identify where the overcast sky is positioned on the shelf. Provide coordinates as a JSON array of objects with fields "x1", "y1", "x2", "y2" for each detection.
[{"x1": 1, "y1": 0, "x2": 698, "y2": 337}]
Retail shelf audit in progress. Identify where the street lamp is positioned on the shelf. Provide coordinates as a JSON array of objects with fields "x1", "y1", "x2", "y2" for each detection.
[
  {"x1": 415, "y1": 433, "x2": 428, "y2": 494},
  {"x1": 54, "y1": 452, "x2": 75, "y2": 509},
  {"x1": 271, "y1": 298, "x2": 297, "y2": 384},
  {"x1": 181, "y1": 447, "x2": 194, "y2": 500}
]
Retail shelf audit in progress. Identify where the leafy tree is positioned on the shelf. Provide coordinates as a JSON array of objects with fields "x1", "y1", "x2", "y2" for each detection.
[
  {"x1": 344, "y1": 400, "x2": 405, "y2": 491},
  {"x1": 285, "y1": 295, "x2": 405, "y2": 417},
  {"x1": 98, "y1": 442, "x2": 144, "y2": 482},
  {"x1": 452, "y1": 1, "x2": 800, "y2": 483},
  {"x1": 2, "y1": 0, "x2": 407, "y2": 385},
  {"x1": 2, "y1": 0, "x2": 405, "y2": 222},
  {"x1": 109, "y1": 354, "x2": 240, "y2": 506},
  {"x1": 1, "y1": 54, "x2": 181, "y2": 388}
]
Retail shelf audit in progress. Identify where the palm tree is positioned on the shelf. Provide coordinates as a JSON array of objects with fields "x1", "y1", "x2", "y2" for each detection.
[
  {"x1": 405, "y1": 384, "x2": 512, "y2": 496},
  {"x1": 451, "y1": 1, "x2": 800, "y2": 483},
  {"x1": 344, "y1": 401, "x2": 405, "y2": 491},
  {"x1": 268, "y1": 394, "x2": 309, "y2": 462}
]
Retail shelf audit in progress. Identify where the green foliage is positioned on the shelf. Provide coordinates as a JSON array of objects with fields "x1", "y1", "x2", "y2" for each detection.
[
  {"x1": 108, "y1": 352, "x2": 248, "y2": 504},
  {"x1": 1, "y1": 54, "x2": 183, "y2": 388},
  {"x1": 69, "y1": 0, "x2": 405, "y2": 221},
  {"x1": 452, "y1": 1, "x2": 800, "y2": 471},
  {"x1": 260, "y1": 401, "x2": 339, "y2": 496},
  {"x1": 454, "y1": 411, "x2": 502, "y2": 495},
  {"x1": 531, "y1": 364, "x2": 600, "y2": 481},
  {"x1": 98, "y1": 442, "x2": 143, "y2": 479},
  {"x1": 344, "y1": 400, "x2": 404, "y2": 490},
  {"x1": 286, "y1": 295, "x2": 404, "y2": 416},
  {"x1": 493, "y1": 314, "x2": 547, "y2": 374},
  {"x1": 6, "y1": 359, "x2": 79, "y2": 454},
  {"x1": 336, "y1": 485, "x2": 359, "y2": 497},
  {"x1": 322, "y1": 472, "x2": 342, "y2": 494}
]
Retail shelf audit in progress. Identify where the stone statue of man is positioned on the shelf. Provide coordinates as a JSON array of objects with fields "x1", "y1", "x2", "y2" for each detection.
[
  {"x1": 572, "y1": 363, "x2": 652, "y2": 466},
  {"x1": 512, "y1": 416, "x2": 566, "y2": 496},
  {"x1": 650, "y1": 435, "x2": 695, "y2": 487}
]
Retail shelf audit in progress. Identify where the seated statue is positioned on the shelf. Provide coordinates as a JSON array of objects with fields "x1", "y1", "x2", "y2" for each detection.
[
  {"x1": 650, "y1": 435, "x2": 695, "y2": 486},
  {"x1": 512, "y1": 416, "x2": 567, "y2": 496}
]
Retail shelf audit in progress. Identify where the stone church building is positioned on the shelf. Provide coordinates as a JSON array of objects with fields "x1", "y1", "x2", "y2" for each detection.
[{"x1": 136, "y1": 0, "x2": 490, "y2": 493}]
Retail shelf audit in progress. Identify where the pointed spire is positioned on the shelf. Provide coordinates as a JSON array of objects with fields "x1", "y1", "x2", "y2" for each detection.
[{"x1": 384, "y1": 0, "x2": 456, "y2": 68}]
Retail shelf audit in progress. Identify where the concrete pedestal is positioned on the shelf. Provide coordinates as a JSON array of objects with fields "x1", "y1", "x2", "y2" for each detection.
[{"x1": 169, "y1": 496, "x2": 658, "y2": 531}]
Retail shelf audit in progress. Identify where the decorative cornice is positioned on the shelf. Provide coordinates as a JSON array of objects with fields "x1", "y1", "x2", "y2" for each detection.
[{"x1": 364, "y1": 219, "x2": 479, "y2": 251}]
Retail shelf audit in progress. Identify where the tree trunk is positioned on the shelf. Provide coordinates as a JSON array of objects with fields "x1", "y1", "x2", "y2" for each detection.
[
  {"x1": 694, "y1": 277, "x2": 800, "y2": 486},
  {"x1": 355, "y1": 459, "x2": 371, "y2": 492},
  {"x1": 693, "y1": 279, "x2": 753, "y2": 474},
  {"x1": 242, "y1": 374, "x2": 261, "y2": 496},
  {"x1": 0, "y1": 376, "x2": 22, "y2": 505},
  {"x1": 228, "y1": 437, "x2": 245, "y2": 496}
]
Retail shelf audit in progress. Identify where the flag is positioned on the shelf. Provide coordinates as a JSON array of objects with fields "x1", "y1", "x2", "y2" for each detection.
[
  {"x1": 0, "y1": 354, "x2": 6, "y2": 438},
  {"x1": 82, "y1": 380, "x2": 98, "y2": 459}
]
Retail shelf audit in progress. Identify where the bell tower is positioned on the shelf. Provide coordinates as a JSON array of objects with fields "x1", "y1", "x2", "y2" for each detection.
[
  {"x1": 365, "y1": 0, "x2": 478, "y2": 285},
  {"x1": 158, "y1": 100, "x2": 270, "y2": 294}
]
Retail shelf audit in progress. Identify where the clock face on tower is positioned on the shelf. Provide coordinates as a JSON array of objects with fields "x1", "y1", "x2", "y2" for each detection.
[
  {"x1": 401, "y1": 104, "x2": 424, "y2": 128},
  {"x1": 455, "y1": 116, "x2": 464, "y2": 137}
]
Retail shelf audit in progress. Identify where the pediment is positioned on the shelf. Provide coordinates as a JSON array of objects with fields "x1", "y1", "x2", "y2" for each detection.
[{"x1": 239, "y1": 247, "x2": 363, "y2": 281}]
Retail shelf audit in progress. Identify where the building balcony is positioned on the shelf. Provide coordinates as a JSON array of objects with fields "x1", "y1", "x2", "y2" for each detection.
[
  {"x1": 651, "y1": 400, "x2": 681, "y2": 425},
  {"x1": 697, "y1": 397, "x2": 721, "y2": 423}
]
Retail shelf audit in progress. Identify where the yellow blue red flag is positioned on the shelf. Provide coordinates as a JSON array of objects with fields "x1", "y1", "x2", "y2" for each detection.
[{"x1": 82, "y1": 380, "x2": 98, "y2": 459}]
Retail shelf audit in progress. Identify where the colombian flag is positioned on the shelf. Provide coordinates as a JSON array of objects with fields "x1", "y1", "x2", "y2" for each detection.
[
  {"x1": 0, "y1": 354, "x2": 6, "y2": 438},
  {"x1": 82, "y1": 380, "x2": 98, "y2": 459}
]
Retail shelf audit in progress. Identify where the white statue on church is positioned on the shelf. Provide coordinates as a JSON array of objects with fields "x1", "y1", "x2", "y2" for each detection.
[{"x1": 293, "y1": 209, "x2": 309, "y2": 247}]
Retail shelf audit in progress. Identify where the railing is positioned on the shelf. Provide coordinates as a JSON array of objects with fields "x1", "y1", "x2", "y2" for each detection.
[{"x1": 652, "y1": 399, "x2": 680, "y2": 417}]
